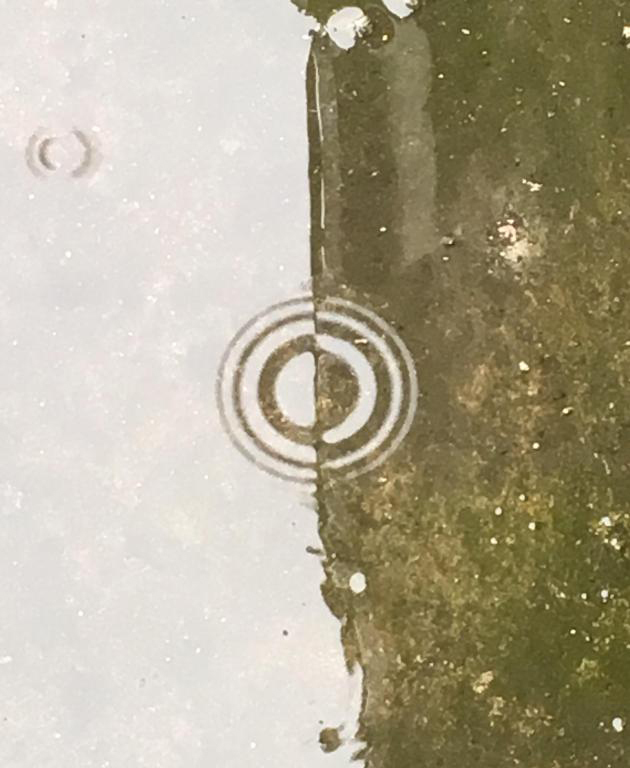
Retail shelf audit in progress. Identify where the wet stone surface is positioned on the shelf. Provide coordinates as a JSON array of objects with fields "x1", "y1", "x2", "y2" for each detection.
[{"x1": 298, "y1": 0, "x2": 630, "y2": 766}]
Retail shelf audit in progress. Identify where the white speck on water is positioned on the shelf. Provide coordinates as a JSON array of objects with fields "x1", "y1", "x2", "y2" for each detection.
[
  {"x1": 562, "y1": 406, "x2": 574, "y2": 415},
  {"x1": 580, "y1": 593, "x2": 587, "y2": 600},
  {"x1": 494, "y1": 506, "x2": 503, "y2": 516},
  {"x1": 601, "y1": 589, "x2": 610, "y2": 601},
  {"x1": 609, "y1": 537, "x2": 622, "y2": 551},
  {"x1": 518, "y1": 361, "x2": 530, "y2": 372},
  {"x1": 528, "y1": 522, "x2": 537, "y2": 531},
  {"x1": 569, "y1": 628, "x2": 577, "y2": 635},
  {"x1": 490, "y1": 536, "x2": 498, "y2": 545},
  {"x1": 461, "y1": 28, "x2": 471, "y2": 35},
  {"x1": 623, "y1": 26, "x2": 630, "y2": 42},
  {"x1": 532, "y1": 442, "x2": 541, "y2": 450},
  {"x1": 600, "y1": 516, "x2": 613, "y2": 528},
  {"x1": 350, "y1": 572, "x2": 367, "y2": 594},
  {"x1": 613, "y1": 717, "x2": 625, "y2": 732},
  {"x1": 518, "y1": 494, "x2": 527, "y2": 502}
]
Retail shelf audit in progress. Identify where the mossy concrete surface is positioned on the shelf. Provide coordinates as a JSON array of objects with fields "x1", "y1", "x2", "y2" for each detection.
[{"x1": 298, "y1": 1, "x2": 630, "y2": 765}]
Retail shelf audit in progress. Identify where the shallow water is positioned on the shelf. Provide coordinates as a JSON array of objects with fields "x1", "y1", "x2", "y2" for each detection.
[{"x1": 3, "y1": 1, "x2": 630, "y2": 766}]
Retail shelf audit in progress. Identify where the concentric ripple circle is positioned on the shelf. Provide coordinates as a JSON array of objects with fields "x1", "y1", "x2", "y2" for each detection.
[{"x1": 216, "y1": 297, "x2": 418, "y2": 483}]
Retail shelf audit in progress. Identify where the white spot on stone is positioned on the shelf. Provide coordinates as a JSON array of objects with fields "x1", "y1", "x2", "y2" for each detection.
[
  {"x1": 349, "y1": 572, "x2": 367, "y2": 594},
  {"x1": 522, "y1": 178, "x2": 543, "y2": 192},
  {"x1": 495, "y1": 218, "x2": 542, "y2": 269},
  {"x1": 381, "y1": 0, "x2": 416, "y2": 18},
  {"x1": 472, "y1": 670, "x2": 494, "y2": 694},
  {"x1": 325, "y1": 7, "x2": 370, "y2": 50}
]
